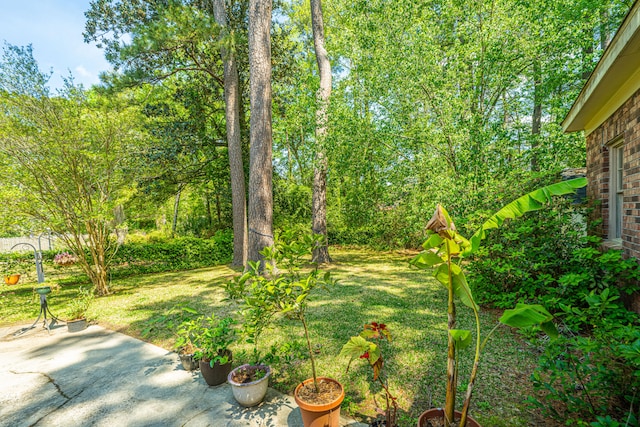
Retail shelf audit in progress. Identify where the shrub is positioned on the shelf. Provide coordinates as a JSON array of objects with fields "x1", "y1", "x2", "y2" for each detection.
[
  {"x1": 110, "y1": 229, "x2": 233, "y2": 277},
  {"x1": 467, "y1": 199, "x2": 640, "y2": 310},
  {"x1": 467, "y1": 198, "x2": 640, "y2": 425},
  {"x1": 528, "y1": 290, "x2": 640, "y2": 424}
]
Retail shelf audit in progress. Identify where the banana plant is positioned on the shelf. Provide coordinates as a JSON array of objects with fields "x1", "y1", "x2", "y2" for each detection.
[{"x1": 410, "y1": 177, "x2": 586, "y2": 427}]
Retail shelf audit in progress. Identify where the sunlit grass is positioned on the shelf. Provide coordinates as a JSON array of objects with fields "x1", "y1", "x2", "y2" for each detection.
[{"x1": 0, "y1": 248, "x2": 545, "y2": 426}]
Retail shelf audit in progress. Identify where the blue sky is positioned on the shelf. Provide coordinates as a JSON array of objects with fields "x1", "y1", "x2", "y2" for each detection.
[{"x1": 0, "y1": 0, "x2": 111, "y2": 90}]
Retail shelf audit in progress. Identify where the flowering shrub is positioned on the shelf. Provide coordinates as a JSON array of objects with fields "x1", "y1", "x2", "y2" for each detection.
[{"x1": 53, "y1": 252, "x2": 78, "y2": 266}]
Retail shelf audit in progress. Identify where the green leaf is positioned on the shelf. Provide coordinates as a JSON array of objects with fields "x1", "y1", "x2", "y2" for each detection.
[
  {"x1": 411, "y1": 250, "x2": 443, "y2": 268},
  {"x1": 340, "y1": 336, "x2": 373, "y2": 360},
  {"x1": 422, "y1": 233, "x2": 443, "y2": 250},
  {"x1": 500, "y1": 303, "x2": 557, "y2": 338},
  {"x1": 368, "y1": 345, "x2": 381, "y2": 367},
  {"x1": 450, "y1": 329, "x2": 472, "y2": 349},
  {"x1": 540, "y1": 321, "x2": 559, "y2": 339},
  {"x1": 435, "y1": 263, "x2": 477, "y2": 310},
  {"x1": 464, "y1": 178, "x2": 587, "y2": 256}
]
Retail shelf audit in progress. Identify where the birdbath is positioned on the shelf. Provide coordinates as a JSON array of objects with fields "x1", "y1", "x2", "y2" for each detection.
[{"x1": 13, "y1": 285, "x2": 63, "y2": 336}]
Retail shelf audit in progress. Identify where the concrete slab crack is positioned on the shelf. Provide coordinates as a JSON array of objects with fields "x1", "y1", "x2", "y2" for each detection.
[
  {"x1": 180, "y1": 408, "x2": 210, "y2": 427},
  {"x1": 9, "y1": 370, "x2": 71, "y2": 400},
  {"x1": 9, "y1": 369, "x2": 84, "y2": 426}
]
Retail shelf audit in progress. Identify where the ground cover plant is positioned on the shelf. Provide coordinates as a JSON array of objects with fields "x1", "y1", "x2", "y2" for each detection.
[
  {"x1": 0, "y1": 248, "x2": 555, "y2": 426},
  {"x1": 467, "y1": 201, "x2": 640, "y2": 425}
]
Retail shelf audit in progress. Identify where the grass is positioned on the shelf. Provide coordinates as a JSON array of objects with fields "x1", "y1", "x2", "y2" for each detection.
[{"x1": 0, "y1": 248, "x2": 552, "y2": 426}]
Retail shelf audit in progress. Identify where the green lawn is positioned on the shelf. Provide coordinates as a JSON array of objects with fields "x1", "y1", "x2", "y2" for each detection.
[{"x1": 0, "y1": 248, "x2": 552, "y2": 426}]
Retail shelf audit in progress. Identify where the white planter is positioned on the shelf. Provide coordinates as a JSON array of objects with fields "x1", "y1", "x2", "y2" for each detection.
[{"x1": 227, "y1": 364, "x2": 271, "y2": 407}]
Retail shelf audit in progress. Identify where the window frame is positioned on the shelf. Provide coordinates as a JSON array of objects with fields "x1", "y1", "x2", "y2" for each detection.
[{"x1": 608, "y1": 137, "x2": 624, "y2": 243}]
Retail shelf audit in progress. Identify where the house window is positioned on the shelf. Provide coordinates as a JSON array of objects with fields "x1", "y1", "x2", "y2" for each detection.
[{"x1": 609, "y1": 139, "x2": 624, "y2": 241}]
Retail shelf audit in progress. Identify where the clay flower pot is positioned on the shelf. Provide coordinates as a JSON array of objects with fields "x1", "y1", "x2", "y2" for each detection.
[
  {"x1": 294, "y1": 377, "x2": 344, "y2": 427},
  {"x1": 417, "y1": 408, "x2": 481, "y2": 427}
]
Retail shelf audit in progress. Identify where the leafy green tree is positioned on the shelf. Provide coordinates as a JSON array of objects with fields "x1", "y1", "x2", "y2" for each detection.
[
  {"x1": 84, "y1": 0, "x2": 250, "y2": 265},
  {"x1": 320, "y1": 0, "x2": 631, "y2": 246},
  {"x1": 0, "y1": 44, "x2": 147, "y2": 295},
  {"x1": 131, "y1": 78, "x2": 230, "y2": 236}
]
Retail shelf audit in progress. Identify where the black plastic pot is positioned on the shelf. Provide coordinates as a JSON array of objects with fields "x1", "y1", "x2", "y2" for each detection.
[{"x1": 200, "y1": 351, "x2": 232, "y2": 386}]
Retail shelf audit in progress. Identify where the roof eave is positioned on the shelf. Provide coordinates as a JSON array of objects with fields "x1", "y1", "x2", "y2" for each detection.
[{"x1": 563, "y1": 1, "x2": 640, "y2": 136}]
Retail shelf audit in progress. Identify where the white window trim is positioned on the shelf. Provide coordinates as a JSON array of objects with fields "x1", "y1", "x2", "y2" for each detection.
[{"x1": 608, "y1": 136, "x2": 624, "y2": 246}]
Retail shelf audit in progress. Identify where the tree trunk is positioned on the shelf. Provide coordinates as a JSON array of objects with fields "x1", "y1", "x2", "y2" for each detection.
[
  {"x1": 247, "y1": 0, "x2": 274, "y2": 264},
  {"x1": 310, "y1": 0, "x2": 332, "y2": 264},
  {"x1": 215, "y1": 192, "x2": 222, "y2": 225},
  {"x1": 172, "y1": 186, "x2": 182, "y2": 236},
  {"x1": 531, "y1": 59, "x2": 541, "y2": 172},
  {"x1": 205, "y1": 192, "x2": 213, "y2": 229},
  {"x1": 78, "y1": 220, "x2": 111, "y2": 296},
  {"x1": 213, "y1": 0, "x2": 248, "y2": 268}
]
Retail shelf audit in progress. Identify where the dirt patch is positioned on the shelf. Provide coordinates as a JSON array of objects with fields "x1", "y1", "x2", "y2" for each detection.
[{"x1": 296, "y1": 378, "x2": 342, "y2": 406}]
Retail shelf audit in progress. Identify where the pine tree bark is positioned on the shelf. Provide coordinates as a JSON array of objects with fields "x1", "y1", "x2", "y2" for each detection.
[
  {"x1": 310, "y1": 0, "x2": 332, "y2": 264},
  {"x1": 247, "y1": 0, "x2": 274, "y2": 263},
  {"x1": 213, "y1": 0, "x2": 248, "y2": 267}
]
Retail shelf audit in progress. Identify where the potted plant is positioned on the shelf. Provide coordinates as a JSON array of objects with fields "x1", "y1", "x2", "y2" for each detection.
[
  {"x1": 225, "y1": 229, "x2": 341, "y2": 422},
  {"x1": 227, "y1": 363, "x2": 272, "y2": 407},
  {"x1": 4, "y1": 257, "x2": 20, "y2": 285},
  {"x1": 173, "y1": 307, "x2": 201, "y2": 371},
  {"x1": 341, "y1": 322, "x2": 398, "y2": 427},
  {"x1": 4, "y1": 273, "x2": 20, "y2": 285},
  {"x1": 66, "y1": 286, "x2": 93, "y2": 332},
  {"x1": 192, "y1": 314, "x2": 237, "y2": 386},
  {"x1": 410, "y1": 178, "x2": 586, "y2": 427}
]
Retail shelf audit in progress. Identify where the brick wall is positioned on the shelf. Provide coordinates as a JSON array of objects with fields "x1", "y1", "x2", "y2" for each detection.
[
  {"x1": 587, "y1": 87, "x2": 640, "y2": 313},
  {"x1": 587, "y1": 87, "x2": 640, "y2": 259}
]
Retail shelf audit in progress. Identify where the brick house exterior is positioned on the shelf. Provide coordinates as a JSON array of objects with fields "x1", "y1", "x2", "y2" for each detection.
[
  {"x1": 584, "y1": 88, "x2": 640, "y2": 255},
  {"x1": 563, "y1": 1, "x2": 640, "y2": 312}
]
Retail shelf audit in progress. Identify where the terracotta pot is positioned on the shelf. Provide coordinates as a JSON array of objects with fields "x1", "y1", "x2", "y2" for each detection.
[
  {"x1": 200, "y1": 354, "x2": 232, "y2": 386},
  {"x1": 417, "y1": 408, "x2": 481, "y2": 427},
  {"x1": 228, "y1": 364, "x2": 271, "y2": 407},
  {"x1": 67, "y1": 318, "x2": 87, "y2": 333},
  {"x1": 294, "y1": 377, "x2": 344, "y2": 427},
  {"x1": 4, "y1": 274, "x2": 20, "y2": 285}
]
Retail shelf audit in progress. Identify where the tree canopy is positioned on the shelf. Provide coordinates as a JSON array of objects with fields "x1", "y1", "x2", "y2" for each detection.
[{"x1": 0, "y1": 0, "x2": 633, "y2": 251}]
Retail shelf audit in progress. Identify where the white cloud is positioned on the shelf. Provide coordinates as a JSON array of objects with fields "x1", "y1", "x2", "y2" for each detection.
[{"x1": 74, "y1": 65, "x2": 92, "y2": 78}]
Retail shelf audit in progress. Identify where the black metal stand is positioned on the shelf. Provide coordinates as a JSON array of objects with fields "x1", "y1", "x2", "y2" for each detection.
[{"x1": 14, "y1": 290, "x2": 63, "y2": 336}]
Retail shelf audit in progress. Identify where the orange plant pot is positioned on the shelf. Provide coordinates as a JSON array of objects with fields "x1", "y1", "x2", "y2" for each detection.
[
  {"x1": 417, "y1": 408, "x2": 482, "y2": 427},
  {"x1": 294, "y1": 377, "x2": 344, "y2": 427},
  {"x1": 4, "y1": 274, "x2": 20, "y2": 285}
]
